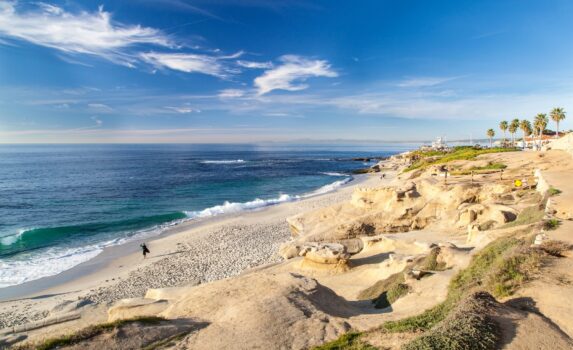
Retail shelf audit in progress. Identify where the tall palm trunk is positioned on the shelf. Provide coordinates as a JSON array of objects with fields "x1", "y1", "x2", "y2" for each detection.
[{"x1": 557, "y1": 121, "x2": 560, "y2": 138}]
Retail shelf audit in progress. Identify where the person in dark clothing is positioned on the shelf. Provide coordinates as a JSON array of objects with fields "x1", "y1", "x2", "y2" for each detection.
[{"x1": 140, "y1": 243, "x2": 150, "y2": 259}]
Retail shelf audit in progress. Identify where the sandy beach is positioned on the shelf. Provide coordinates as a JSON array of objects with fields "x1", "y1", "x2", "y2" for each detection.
[{"x1": 0, "y1": 172, "x2": 387, "y2": 330}]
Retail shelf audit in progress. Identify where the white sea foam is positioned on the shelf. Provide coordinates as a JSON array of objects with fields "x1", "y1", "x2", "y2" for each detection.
[
  {"x1": 0, "y1": 244, "x2": 104, "y2": 288},
  {"x1": 321, "y1": 172, "x2": 349, "y2": 177},
  {"x1": 201, "y1": 159, "x2": 246, "y2": 164},
  {"x1": 0, "y1": 229, "x2": 27, "y2": 246},
  {"x1": 304, "y1": 177, "x2": 353, "y2": 197},
  {"x1": 185, "y1": 194, "x2": 298, "y2": 219}
]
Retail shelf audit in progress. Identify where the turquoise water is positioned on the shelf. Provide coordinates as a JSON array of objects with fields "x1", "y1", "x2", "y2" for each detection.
[{"x1": 0, "y1": 143, "x2": 414, "y2": 287}]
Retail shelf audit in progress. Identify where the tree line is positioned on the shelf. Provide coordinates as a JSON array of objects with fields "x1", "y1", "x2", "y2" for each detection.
[{"x1": 486, "y1": 107, "x2": 566, "y2": 148}]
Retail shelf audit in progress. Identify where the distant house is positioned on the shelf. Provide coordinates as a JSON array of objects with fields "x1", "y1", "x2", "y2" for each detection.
[{"x1": 516, "y1": 133, "x2": 564, "y2": 149}]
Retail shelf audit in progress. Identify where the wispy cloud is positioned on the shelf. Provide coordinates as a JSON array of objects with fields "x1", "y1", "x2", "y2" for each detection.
[
  {"x1": 236, "y1": 60, "x2": 273, "y2": 69},
  {"x1": 88, "y1": 103, "x2": 114, "y2": 112},
  {"x1": 164, "y1": 105, "x2": 199, "y2": 113},
  {"x1": 397, "y1": 76, "x2": 461, "y2": 88},
  {"x1": 0, "y1": 2, "x2": 173, "y2": 67},
  {"x1": 218, "y1": 89, "x2": 246, "y2": 98},
  {"x1": 140, "y1": 51, "x2": 242, "y2": 77},
  {"x1": 254, "y1": 55, "x2": 337, "y2": 95}
]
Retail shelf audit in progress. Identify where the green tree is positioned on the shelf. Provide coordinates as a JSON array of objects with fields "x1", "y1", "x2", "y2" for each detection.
[
  {"x1": 550, "y1": 107, "x2": 566, "y2": 137},
  {"x1": 519, "y1": 120, "x2": 532, "y2": 149},
  {"x1": 534, "y1": 113, "x2": 548, "y2": 149},
  {"x1": 499, "y1": 120, "x2": 508, "y2": 144},
  {"x1": 487, "y1": 128, "x2": 495, "y2": 148},
  {"x1": 509, "y1": 119, "x2": 519, "y2": 146}
]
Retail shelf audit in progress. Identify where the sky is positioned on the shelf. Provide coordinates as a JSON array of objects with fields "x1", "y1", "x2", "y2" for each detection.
[{"x1": 1, "y1": 0, "x2": 573, "y2": 143}]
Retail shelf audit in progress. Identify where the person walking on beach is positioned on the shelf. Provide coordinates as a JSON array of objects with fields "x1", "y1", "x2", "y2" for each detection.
[{"x1": 140, "y1": 243, "x2": 150, "y2": 259}]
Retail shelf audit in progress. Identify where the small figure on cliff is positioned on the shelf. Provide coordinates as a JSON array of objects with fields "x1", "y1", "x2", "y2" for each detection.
[{"x1": 140, "y1": 243, "x2": 150, "y2": 259}]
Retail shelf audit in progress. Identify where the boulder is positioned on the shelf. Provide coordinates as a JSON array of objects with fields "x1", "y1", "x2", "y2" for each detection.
[{"x1": 299, "y1": 243, "x2": 350, "y2": 264}]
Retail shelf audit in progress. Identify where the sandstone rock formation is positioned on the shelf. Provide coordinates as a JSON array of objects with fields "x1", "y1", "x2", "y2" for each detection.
[
  {"x1": 157, "y1": 272, "x2": 358, "y2": 349},
  {"x1": 285, "y1": 178, "x2": 517, "y2": 250}
]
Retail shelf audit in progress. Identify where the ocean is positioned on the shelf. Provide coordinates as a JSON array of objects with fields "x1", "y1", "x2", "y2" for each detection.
[{"x1": 0, "y1": 143, "x2": 413, "y2": 288}]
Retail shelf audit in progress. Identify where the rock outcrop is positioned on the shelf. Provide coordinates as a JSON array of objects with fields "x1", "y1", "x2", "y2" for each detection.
[
  {"x1": 285, "y1": 178, "x2": 516, "y2": 250},
  {"x1": 157, "y1": 272, "x2": 357, "y2": 349}
]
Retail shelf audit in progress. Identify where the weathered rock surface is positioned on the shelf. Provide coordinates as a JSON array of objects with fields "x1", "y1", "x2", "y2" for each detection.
[
  {"x1": 108, "y1": 298, "x2": 169, "y2": 322},
  {"x1": 161, "y1": 272, "x2": 357, "y2": 350},
  {"x1": 286, "y1": 178, "x2": 500, "y2": 245}
]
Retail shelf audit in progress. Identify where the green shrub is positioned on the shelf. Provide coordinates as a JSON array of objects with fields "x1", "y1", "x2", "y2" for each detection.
[
  {"x1": 548, "y1": 187, "x2": 562, "y2": 196},
  {"x1": 374, "y1": 283, "x2": 410, "y2": 309},
  {"x1": 311, "y1": 332, "x2": 377, "y2": 350},
  {"x1": 543, "y1": 219, "x2": 560, "y2": 230},
  {"x1": 418, "y1": 247, "x2": 447, "y2": 271}
]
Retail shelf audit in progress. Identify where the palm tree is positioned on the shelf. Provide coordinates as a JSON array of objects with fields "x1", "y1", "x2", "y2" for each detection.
[
  {"x1": 499, "y1": 120, "x2": 508, "y2": 145},
  {"x1": 509, "y1": 118, "x2": 519, "y2": 146},
  {"x1": 519, "y1": 120, "x2": 532, "y2": 149},
  {"x1": 550, "y1": 107, "x2": 566, "y2": 138},
  {"x1": 487, "y1": 128, "x2": 495, "y2": 148},
  {"x1": 534, "y1": 113, "x2": 548, "y2": 149}
]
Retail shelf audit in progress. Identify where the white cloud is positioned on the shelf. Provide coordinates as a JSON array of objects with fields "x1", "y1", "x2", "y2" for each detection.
[
  {"x1": 236, "y1": 60, "x2": 273, "y2": 69},
  {"x1": 0, "y1": 2, "x2": 173, "y2": 66},
  {"x1": 254, "y1": 55, "x2": 337, "y2": 95},
  {"x1": 218, "y1": 89, "x2": 246, "y2": 98},
  {"x1": 164, "y1": 104, "x2": 199, "y2": 113},
  {"x1": 397, "y1": 77, "x2": 460, "y2": 88},
  {"x1": 88, "y1": 103, "x2": 114, "y2": 112},
  {"x1": 141, "y1": 52, "x2": 241, "y2": 78}
]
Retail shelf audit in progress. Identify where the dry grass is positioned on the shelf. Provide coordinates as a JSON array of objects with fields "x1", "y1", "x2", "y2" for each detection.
[
  {"x1": 401, "y1": 292, "x2": 499, "y2": 350},
  {"x1": 539, "y1": 240, "x2": 573, "y2": 258}
]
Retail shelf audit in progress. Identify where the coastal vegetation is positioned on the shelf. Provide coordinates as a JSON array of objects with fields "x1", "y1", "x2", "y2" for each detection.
[
  {"x1": 312, "y1": 332, "x2": 376, "y2": 350},
  {"x1": 501, "y1": 205, "x2": 544, "y2": 228},
  {"x1": 450, "y1": 162, "x2": 507, "y2": 176},
  {"x1": 548, "y1": 187, "x2": 562, "y2": 196},
  {"x1": 318, "y1": 228, "x2": 571, "y2": 350},
  {"x1": 14, "y1": 316, "x2": 166, "y2": 350},
  {"x1": 404, "y1": 146, "x2": 516, "y2": 172}
]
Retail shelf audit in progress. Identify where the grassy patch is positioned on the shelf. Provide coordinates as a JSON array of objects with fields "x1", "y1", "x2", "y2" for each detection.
[
  {"x1": 357, "y1": 271, "x2": 410, "y2": 309},
  {"x1": 383, "y1": 237, "x2": 540, "y2": 333},
  {"x1": 311, "y1": 332, "x2": 377, "y2": 350},
  {"x1": 548, "y1": 187, "x2": 562, "y2": 196},
  {"x1": 501, "y1": 205, "x2": 545, "y2": 228},
  {"x1": 402, "y1": 292, "x2": 499, "y2": 350},
  {"x1": 543, "y1": 219, "x2": 561, "y2": 230},
  {"x1": 417, "y1": 247, "x2": 447, "y2": 271},
  {"x1": 404, "y1": 146, "x2": 518, "y2": 172},
  {"x1": 17, "y1": 316, "x2": 166, "y2": 350},
  {"x1": 451, "y1": 163, "x2": 507, "y2": 176}
]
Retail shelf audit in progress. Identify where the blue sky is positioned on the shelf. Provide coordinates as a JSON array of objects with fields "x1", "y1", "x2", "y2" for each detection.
[{"x1": 1, "y1": 0, "x2": 573, "y2": 143}]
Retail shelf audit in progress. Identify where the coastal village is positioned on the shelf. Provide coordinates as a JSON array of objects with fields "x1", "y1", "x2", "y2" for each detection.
[{"x1": 2, "y1": 110, "x2": 573, "y2": 349}]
